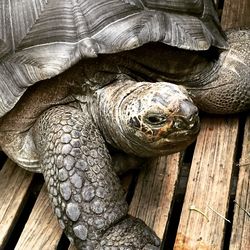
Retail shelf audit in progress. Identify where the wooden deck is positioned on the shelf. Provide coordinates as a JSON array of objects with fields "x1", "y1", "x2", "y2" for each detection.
[{"x1": 0, "y1": 0, "x2": 249, "y2": 249}]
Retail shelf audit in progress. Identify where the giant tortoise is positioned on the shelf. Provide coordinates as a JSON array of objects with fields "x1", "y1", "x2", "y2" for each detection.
[{"x1": 0, "y1": 0, "x2": 249, "y2": 249}]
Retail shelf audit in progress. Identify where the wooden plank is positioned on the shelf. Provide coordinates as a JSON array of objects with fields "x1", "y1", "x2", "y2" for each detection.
[
  {"x1": 129, "y1": 153, "x2": 182, "y2": 239},
  {"x1": 174, "y1": 116, "x2": 239, "y2": 249},
  {"x1": 222, "y1": 0, "x2": 250, "y2": 248},
  {"x1": 0, "y1": 159, "x2": 34, "y2": 249},
  {"x1": 15, "y1": 185, "x2": 62, "y2": 250},
  {"x1": 229, "y1": 116, "x2": 250, "y2": 250},
  {"x1": 221, "y1": 0, "x2": 250, "y2": 29}
]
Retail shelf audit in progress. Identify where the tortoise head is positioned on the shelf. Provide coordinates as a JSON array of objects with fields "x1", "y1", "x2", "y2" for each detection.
[{"x1": 93, "y1": 80, "x2": 200, "y2": 157}]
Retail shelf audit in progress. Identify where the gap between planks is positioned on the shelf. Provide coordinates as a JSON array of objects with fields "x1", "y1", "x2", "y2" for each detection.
[
  {"x1": 14, "y1": 185, "x2": 62, "y2": 250},
  {"x1": 229, "y1": 116, "x2": 250, "y2": 250},
  {"x1": 129, "y1": 153, "x2": 181, "y2": 239}
]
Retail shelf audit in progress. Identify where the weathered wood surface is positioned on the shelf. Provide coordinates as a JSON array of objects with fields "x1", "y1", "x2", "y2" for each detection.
[
  {"x1": 0, "y1": 159, "x2": 34, "y2": 249},
  {"x1": 229, "y1": 116, "x2": 250, "y2": 250},
  {"x1": 174, "y1": 116, "x2": 239, "y2": 249},
  {"x1": 15, "y1": 185, "x2": 62, "y2": 250},
  {"x1": 221, "y1": 0, "x2": 250, "y2": 29},
  {"x1": 129, "y1": 153, "x2": 181, "y2": 239}
]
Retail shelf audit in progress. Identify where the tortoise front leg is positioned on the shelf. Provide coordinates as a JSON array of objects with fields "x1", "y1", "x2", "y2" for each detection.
[{"x1": 33, "y1": 105, "x2": 160, "y2": 249}]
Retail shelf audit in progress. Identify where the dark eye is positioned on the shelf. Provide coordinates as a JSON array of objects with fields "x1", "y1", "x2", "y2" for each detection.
[{"x1": 145, "y1": 114, "x2": 167, "y2": 125}]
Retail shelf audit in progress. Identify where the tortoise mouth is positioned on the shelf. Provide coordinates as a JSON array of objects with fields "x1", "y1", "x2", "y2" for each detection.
[
  {"x1": 166, "y1": 118, "x2": 200, "y2": 140},
  {"x1": 159, "y1": 127, "x2": 199, "y2": 144},
  {"x1": 150, "y1": 117, "x2": 200, "y2": 151}
]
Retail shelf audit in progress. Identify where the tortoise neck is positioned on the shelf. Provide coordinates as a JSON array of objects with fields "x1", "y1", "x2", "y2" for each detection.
[
  {"x1": 90, "y1": 80, "x2": 133, "y2": 151},
  {"x1": 89, "y1": 80, "x2": 150, "y2": 155}
]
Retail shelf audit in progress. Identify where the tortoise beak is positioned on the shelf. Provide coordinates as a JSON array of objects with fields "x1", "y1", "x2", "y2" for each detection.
[
  {"x1": 154, "y1": 100, "x2": 200, "y2": 142},
  {"x1": 172, "y1": 99, "x2": 199, "y2": 131}
]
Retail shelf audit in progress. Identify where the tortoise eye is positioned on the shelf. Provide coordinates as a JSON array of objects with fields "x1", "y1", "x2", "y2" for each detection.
[{"x1": 145, "y1": 114, "x2": 167, "y2": 125}]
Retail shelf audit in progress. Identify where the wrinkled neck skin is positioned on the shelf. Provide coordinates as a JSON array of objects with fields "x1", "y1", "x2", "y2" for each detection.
[
  {"x1": 88, "y1": 80, "x2": 198, "y2": 157},
  {"x1": 89, "y1": 80, "x2": 147, "y2": 156}
]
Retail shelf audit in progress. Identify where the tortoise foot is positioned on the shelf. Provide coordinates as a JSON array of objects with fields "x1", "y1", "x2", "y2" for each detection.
[{"x1": 97, "y1": 216, "x2": 161, "y2": 250}]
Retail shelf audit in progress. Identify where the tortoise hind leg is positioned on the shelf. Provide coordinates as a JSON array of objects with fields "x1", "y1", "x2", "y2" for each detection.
[
  {"x1": 186, "y1": 29, "x2": 250, "y2": 114},
  {"x1": 32, "y1": 105, "x2": 160, "y2": 249}
]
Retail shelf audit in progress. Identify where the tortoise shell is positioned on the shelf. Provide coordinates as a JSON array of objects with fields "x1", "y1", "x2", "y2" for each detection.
[{"x1": 0, "y1": 0, "x2": 227, "y2": 117}]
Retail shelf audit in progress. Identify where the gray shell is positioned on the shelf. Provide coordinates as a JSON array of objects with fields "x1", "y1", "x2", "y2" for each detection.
[{"x1": 0, "y1": 0, "x2": 227, "y2": 117}]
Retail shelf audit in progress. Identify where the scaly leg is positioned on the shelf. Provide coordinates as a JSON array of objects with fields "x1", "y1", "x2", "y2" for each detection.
[
  {"x1": 187, "y1": 29, "x2": 250, "y2": 114},
  {"x1": 33, "y1": 105, "x2": 160, "y2": 249}
]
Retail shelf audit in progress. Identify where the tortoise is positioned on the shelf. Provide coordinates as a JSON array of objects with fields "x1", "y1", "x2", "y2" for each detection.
[{"x1": 0, "y1": 0, "x2": 249, "y2": 249}]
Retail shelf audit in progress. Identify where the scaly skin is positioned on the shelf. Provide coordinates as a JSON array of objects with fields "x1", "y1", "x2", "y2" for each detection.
[
  {"x1": 185, "y1": 29, "x2": 250, "y2": 114},
  {"x1": 33, "y1": 105, "x2": 160, "y2": 249}
]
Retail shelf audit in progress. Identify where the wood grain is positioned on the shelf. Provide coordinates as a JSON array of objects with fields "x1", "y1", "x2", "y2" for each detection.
[
  {"x1": 174, "y1": 116, "x2": 239, "y2": 249},
  {"x1": 15, "y1": 185, "x2": 62, "y2": 250},
  {"x1": 222, "y1": 1, "x2": 250, "y2": 248},
  {"x1": 221, "y1": 0, "x2": 250, "y2": 29},
  {"x1": 229, "y1": 116, "x2": 250, "y2": 250},
  {"x1": 0, "y1": 159, "x2": 34, "y2": 249},
  {"x1": 129, "y1": 153, "x2": 182, "y2": 239}
]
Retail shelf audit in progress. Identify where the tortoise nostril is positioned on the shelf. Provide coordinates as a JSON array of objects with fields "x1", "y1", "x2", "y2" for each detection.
[
  {"x1": 188, "y1": 114, "x2": 200, "y2": 129},
  {"x1": 173, "y1": 117, "x2": 187, "y2": 130},
  {"x1": 172, "y1": 118, "x2": 182, "y2": 129},
  {"x1": 188, "y1": 109, "x2": 199, "y2": 122},
  {"x1": 173, "y1": 112, "x2": 199, "y2": 130}
]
